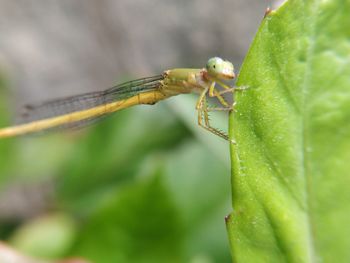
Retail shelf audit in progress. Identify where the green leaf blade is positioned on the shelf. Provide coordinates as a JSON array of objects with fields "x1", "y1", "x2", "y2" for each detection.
[{"x1": 227, "y1": 0, "x2": 350, "y2": 262}]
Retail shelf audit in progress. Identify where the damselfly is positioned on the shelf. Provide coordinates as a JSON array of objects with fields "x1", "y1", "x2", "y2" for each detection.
[{"x1": 0, "y1": 57, "x2": 247, "y2": 143}]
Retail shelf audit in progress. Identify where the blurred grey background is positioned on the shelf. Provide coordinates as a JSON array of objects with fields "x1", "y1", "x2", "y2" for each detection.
[{"x1": 0, "y1": 0, "x2": 274, "y2": 111}]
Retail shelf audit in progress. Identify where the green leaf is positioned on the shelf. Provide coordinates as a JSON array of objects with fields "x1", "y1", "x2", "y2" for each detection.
[
  {"x1": 71, "y1": 173, "x2": 184, "y2": 263},
  {"x1": 69, "y1": 141, "x2": 232, "y2": 263},
  {"x1": 0, "y1": 73, "x2": 17, "y2": 180},
  {"x1": 227, "y1": 0, "x2": 350, "y2": 262}
]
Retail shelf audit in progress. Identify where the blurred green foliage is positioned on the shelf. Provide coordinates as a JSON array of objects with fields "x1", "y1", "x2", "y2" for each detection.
[
  {"x1": 0, "y1": 72, "x2": 232, "y2": 262},
  {"x1": 9, "y1": 213, "x2": 76, "y2": 259}
]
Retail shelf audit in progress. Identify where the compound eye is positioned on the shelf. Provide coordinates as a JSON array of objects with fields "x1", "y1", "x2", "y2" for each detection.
[
  {"x1": 206, "y1": 57, "x2": 235, "y2": 79},
  {"x1": 206, "y1": 57, "x2": 223, "y2": 73}
]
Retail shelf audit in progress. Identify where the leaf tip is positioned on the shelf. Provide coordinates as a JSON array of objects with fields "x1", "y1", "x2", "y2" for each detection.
[{"x1": 263, "y1": 7, "x2": 274, "y2": 18}]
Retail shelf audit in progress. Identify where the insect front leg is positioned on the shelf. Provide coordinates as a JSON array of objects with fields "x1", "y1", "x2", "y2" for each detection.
[{"x1": 196, "y1": 92, "x2": 235, "y2": 144}]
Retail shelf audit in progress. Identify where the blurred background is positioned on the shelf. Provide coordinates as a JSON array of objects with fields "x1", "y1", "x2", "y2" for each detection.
[{"x1": 0, "y1": 0, "x2": 275, "y2": 262}]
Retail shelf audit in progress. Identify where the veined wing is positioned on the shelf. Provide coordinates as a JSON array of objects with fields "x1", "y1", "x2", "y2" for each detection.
[{"x1": 21, "y1": 75, "x2": 164, "y2": 123}]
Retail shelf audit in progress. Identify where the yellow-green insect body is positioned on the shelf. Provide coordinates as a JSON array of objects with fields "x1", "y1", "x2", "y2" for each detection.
[
  {"x1": 0, "y1": 57, "x2": 242, "y2": 143},
  {"x1": 162, "y1": 57, "x2": 235, "y2": 97}
]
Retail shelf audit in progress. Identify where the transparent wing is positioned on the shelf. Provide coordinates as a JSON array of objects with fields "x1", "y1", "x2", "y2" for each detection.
[
  {"x1": 20, "y1": 75, "x2": 164, "y2": 124},
  {"x1": 17, "y1": 75, "x2": 164, "y2": 133}
]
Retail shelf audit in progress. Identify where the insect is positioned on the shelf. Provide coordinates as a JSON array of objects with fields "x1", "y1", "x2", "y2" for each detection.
[{"x1": 0, "y1": 57, "x2": 247, "y2": 143}]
